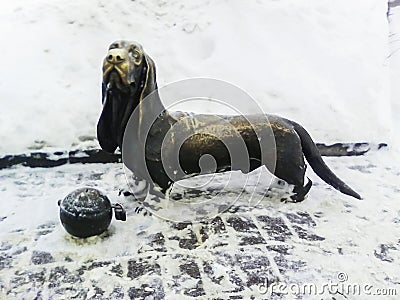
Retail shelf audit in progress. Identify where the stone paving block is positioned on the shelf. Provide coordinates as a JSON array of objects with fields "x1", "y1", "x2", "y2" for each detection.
[
  {"x1": 127, "y1": 257, "x2": 161, "y2": 279},
  {"x1": 226, "y1": 216, "x2": 258, "y2": 233},
  {"x1": 374, "y1": 243, "x2": 397, "y2": 262},
  {"x1": 48, "y1": 266, "x2": 82, "y2": 288},
  {"x1": 256, "y1": 215, "x2": 293, "y2": 242},
  {"x1": 138, "y1": 232, "x2": 167, "y2": 253},
  {"x1": 31, "y1": 250, "x2": 55, "y2": 265},
  {"x1": 291, "y1": 225, "x2": 325, "y2": 242},
  {"x1": 266, "y1": 245, "x2": 306, "y2": 275},
  {"x1": 235, "y1": 250, "x2": 274, "y2": 287},
  {"x1": 128, "y1": 278, "x2": 165, "y2": 300},
  {"x1": 285, "y1": 212, "x2": 316, "y2": 227},
  {"x1": 226, "y1": 215, "x2": 267, "y2": 246}
]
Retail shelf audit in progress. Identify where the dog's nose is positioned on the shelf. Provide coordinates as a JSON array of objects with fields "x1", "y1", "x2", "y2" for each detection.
[{"x1": 106, "y1": 49, "x2": 126, "y2": 64}]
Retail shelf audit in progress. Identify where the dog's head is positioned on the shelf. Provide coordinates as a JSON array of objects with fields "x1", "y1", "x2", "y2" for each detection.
[{"x1": 97, "y1": 41, "x2": 157, "y2": 153}]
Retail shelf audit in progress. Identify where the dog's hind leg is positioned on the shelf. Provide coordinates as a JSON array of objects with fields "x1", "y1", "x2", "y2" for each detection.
[{"x1": 290, "y1": 177, "x2": 312, "y2": 202}]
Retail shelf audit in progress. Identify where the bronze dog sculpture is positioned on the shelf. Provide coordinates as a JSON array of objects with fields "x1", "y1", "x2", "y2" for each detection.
[{"x1": 97, "y1": 41, "x2": 361, "y2": 202}]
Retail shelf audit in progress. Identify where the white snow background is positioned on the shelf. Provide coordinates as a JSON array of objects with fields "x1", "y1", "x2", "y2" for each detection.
[
  {"x1": 0, "y1": 0, "x2": 400, "y2": 299},
  {"x1": 0, "y1": 0, "x2": 396, "y2": 153}
]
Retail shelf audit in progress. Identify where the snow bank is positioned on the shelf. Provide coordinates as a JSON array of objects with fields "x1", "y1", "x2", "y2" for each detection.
[{"x1": 0, "y1": 0, "x2": 392, "y2": 154}]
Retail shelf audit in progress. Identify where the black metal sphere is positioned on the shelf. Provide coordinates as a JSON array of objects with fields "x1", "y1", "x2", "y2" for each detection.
[{"x1": 59, "y1": 187, "x2": 113, "y2": 238}]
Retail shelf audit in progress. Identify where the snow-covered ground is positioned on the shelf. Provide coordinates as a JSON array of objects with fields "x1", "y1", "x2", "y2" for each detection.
[
  {"x1": 0, "y1": 0, "x2": 399, "y2": 299},
  {"x1": 1, "y1": 151, "x2": 400, "y2": 299}
]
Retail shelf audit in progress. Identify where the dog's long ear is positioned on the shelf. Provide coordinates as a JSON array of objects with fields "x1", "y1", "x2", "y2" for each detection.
[
  {"x1": 134, "y1": 53, "x2": 161, "y2": 132},
  {"x1": 141, "y1": 53, "x2": 157, "y2": 101}
]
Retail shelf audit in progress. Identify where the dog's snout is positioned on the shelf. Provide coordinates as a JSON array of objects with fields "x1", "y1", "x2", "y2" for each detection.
[{"x1": 106, "y1": 49, "x2": 127, "y2": 64}]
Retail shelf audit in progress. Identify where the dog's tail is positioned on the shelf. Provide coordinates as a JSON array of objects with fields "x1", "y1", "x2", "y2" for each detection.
[{"x1": 289, "y1": 120, "x2": 362, "y2": 200}]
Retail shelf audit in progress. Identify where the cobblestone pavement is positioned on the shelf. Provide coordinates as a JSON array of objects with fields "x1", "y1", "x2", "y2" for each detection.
[{"x1": 0, "y1": 150, "x2": 399, "y2": 299}]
